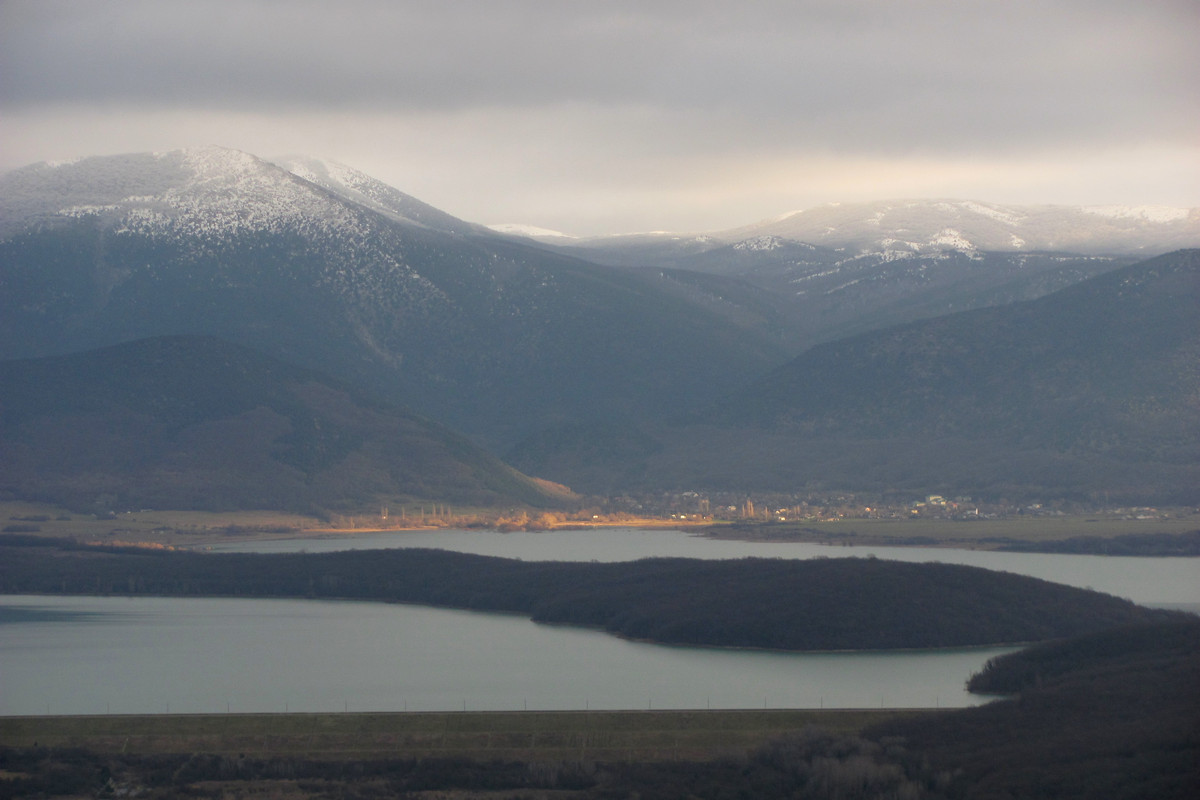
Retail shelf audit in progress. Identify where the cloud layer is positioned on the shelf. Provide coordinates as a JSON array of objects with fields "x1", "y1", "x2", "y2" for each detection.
[{"x1": 2, "y1": 0, "x2": 1197, "y2": 234}]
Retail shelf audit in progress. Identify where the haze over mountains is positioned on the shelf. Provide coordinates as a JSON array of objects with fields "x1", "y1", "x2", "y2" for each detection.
[
  {"x1": 509, "y1": 197, "x2": 1199, "y2": 251},
  {"x1": 1, "y1": 147, "x2": 1197, "y2": 509}
]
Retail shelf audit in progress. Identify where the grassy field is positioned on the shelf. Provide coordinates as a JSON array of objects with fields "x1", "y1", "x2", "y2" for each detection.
[
  {"x1": 0, "y1": 501, "x2": 322, "y2": 545},
  {"x1": 0, "y1": 709, "x2": 918, "y2": 762},
  {"x1": 0, "y1": 502, "x2": 695, "y2": 548}
]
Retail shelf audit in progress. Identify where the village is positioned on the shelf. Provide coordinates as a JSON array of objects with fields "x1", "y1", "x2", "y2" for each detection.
[{"x1": 597, "y1": 489, "x2": 1178, "y2": 525}]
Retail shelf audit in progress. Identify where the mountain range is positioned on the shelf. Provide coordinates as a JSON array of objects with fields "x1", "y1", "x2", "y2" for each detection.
[
  {"x1": 535, "y1": 199, "x2": 1199, "y2": 347},
  {"x1": 0, "y1": 147, "x2": 785, "y2": 448},
  {"x1": 2, "y1": 147, "x2": 1197, "y2": 508},
  {"x1": 513, "y1": 199, "x2": 1199, "y2": 255},
  {"x1": 510, "y1": 250, "x2": 1199, "y2": 503}
]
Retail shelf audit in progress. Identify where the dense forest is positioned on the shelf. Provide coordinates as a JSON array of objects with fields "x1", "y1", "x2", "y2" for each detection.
[
  {"x1": 0, "y1": 535, "x2": 1180, "y2": 651},
  {"x1": 867, "y1": 619, "x2": 1200, "y2": 798}
]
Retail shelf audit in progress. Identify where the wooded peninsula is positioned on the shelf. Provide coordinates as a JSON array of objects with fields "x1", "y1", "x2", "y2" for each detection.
[{"x1": 0, "y1": 535, "x2": 1179, "y2": 652}]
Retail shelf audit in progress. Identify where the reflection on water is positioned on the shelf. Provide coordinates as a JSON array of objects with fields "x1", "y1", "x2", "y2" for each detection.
[
  {"x1": 0, "y1": 606, "x2": 110, "y2": 625},
  {"x1": 0, "y1": 594, "x2": 1013, "y2": 716}
]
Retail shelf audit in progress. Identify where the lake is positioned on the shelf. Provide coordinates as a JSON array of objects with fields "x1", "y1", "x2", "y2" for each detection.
[
  {"x1": 0, "y1": 594, "x2": 1012, "y2": 716},
  {"x1": 3, "y1": 527, "x2": 1195, "y2": 716}
]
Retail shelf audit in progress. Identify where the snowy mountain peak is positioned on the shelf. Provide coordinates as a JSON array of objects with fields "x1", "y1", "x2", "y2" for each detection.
[
  {"x1": 0, "y1": 147, "x2": 464, "y2": 302},
  {"x1": 271, "y1": 155, "x2": 479, "y2": 235},
  {"x1": 730, "y1": 199, "x2": 1199, "y2": 256},
  {"x1": 1080, "y1": 205, "x2": 1193, "y2": 224},
  {"x1": 0, "y1": 146, "x2": 342, "y2": 241},
  {"x1": 175, "y1": 145, "x2": 269, "y2": 181},
  {"x1": 0, "y1": 146, "x2": 482, "y2": 243}
]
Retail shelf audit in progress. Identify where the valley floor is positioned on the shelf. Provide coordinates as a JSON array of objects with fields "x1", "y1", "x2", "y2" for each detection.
[{"x1": 3, "y1": 501, "x2": 1197, "y2": 553}]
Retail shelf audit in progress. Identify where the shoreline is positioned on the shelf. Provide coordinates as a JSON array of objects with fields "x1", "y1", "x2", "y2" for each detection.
[
  {"x1": 3, "y1": 499, "x2": 1197, "y2": 554},
  {"x1": 168, "y1": 518, "x2": 1200, "y2": 557}
]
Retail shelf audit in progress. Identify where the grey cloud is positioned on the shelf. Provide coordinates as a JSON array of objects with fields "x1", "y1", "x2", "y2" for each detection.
[{"x1": 1, "y1": 0, "x2": 1196, "y2": 158}]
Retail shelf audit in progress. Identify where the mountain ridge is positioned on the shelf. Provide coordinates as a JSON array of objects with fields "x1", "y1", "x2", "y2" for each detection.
[
  {"x1": 0, "y1": 146, "x2": 786, "y2": 447},
  {"x1": 4, "y1": 148, "x2": 1195, "y2": 503},
  {"x1": 0, "y1": 335, "x2": 572, "y2": 513},
  {"x1": 725, "y1": 198, "x2": 1200, "y2": 256},
  {"x1": 529, "y1": 197, "x2": 1198, "y2": 351},
  {"x1": 515, "y1": 198, "x2": 1199, "y2": 255},
  {"x1": 509, "y1": 250, "x2": 1200, "y2": 502}
]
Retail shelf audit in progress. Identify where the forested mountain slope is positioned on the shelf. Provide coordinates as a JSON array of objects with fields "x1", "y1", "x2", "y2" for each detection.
[
  {"x1": 0, "y1": 336, "x2": 571, "y2": 513},
  {"x1": 511, "y1": 250, "x2": 1200, "y2": 502},
  {"x1": 0, "y1": 148, "x2": 785, "y2": 447}
]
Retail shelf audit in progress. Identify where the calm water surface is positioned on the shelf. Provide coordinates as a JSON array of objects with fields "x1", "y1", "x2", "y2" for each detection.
[
  {"x1": 206, "y1": 527, "x2": 1200, "y2": 606},
  {"x1": 5, "y1": 527, "x2": 1193, "y2": 716},
  {"x1": 0, "y1": 594, "x2": 1011, "y2": 716}
]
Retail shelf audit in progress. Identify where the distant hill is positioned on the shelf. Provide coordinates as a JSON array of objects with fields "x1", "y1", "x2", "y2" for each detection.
[
  {"x1": 727, "y1": 199, "x2": 1200, "y2": 255},
  {"x1": 524, "y1": 199, "x2": 1200, "y2": 258},
  {"x1": 0, "y1": 336, "x2": 572, "y2": 513},
  {"x1": 539, "y1": 199, "x2": 1200, "y2": 349},
  {"x1": 723, "y1": 249, "x2": 1199, "y2": 440},
  {"x1": 0, "y1": 147, "x2": 786, "y2": 447},
  {"x1": 510, "y1": 251, "x2": 1200, "y2": 502}
]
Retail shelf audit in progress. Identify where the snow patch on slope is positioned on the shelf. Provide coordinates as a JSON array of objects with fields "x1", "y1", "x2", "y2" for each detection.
[
  {"x1": 488, "y1": 223, "x2": 575, "y2": 239},
  {"x1": 734, "y1": 235, "x2": 786, "y2": 252},
  {"x1": 721, "y1": 198, "x2": 1200, "y2": 256},
  {"x1": 271, "y1": 155, "x2": 478, "y2": 235},
  {"x1": 0, "y1": 147, "x2": 456, "y2": 312},
  {"x1": 960, "y1": 201, "x2": 1023, "y2": 225},
  {"x1": 929, "y1": 229, "x2": 975, "y2": 251},
  {"x1": 1081, "y1": 205, "x2": 1191, "y2": 224}
]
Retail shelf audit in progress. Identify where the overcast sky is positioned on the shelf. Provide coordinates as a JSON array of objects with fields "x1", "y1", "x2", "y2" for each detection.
[{"x1": 1, "y1": 0, "x2": 1197, "y2": 235}]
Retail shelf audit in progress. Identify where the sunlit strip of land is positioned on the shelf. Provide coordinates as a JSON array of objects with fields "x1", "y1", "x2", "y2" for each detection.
[{"x1": 2, "y1": 500, "x2": 1195, "y2": 551}]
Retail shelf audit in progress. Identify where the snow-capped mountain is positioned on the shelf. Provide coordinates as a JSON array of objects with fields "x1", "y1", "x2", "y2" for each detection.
[
  {"x1": 271, "y1": 154, "x2": 486, "y2": 236},
  {"x1": 0, "y1": 147, "x2": 457, "y2": 334},
  {"x1": 532, "y1": 198, "x2": 1198, "y2": 348},
  {"x1": 730, "y1": 199, "x2": 1199, "y2": 257},
  {"x1": 0, "y1": 147, "x2": 784, "y2": 446},
  {"x1": 543, "y1": 198, "x2": 1199, "y2": 266},
  {"x1": 0, "y1": 147, "x2": 495, "y2": 244},
  {"x1": 4, "y1": 148, "x2": 375, "y2": 239}
]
